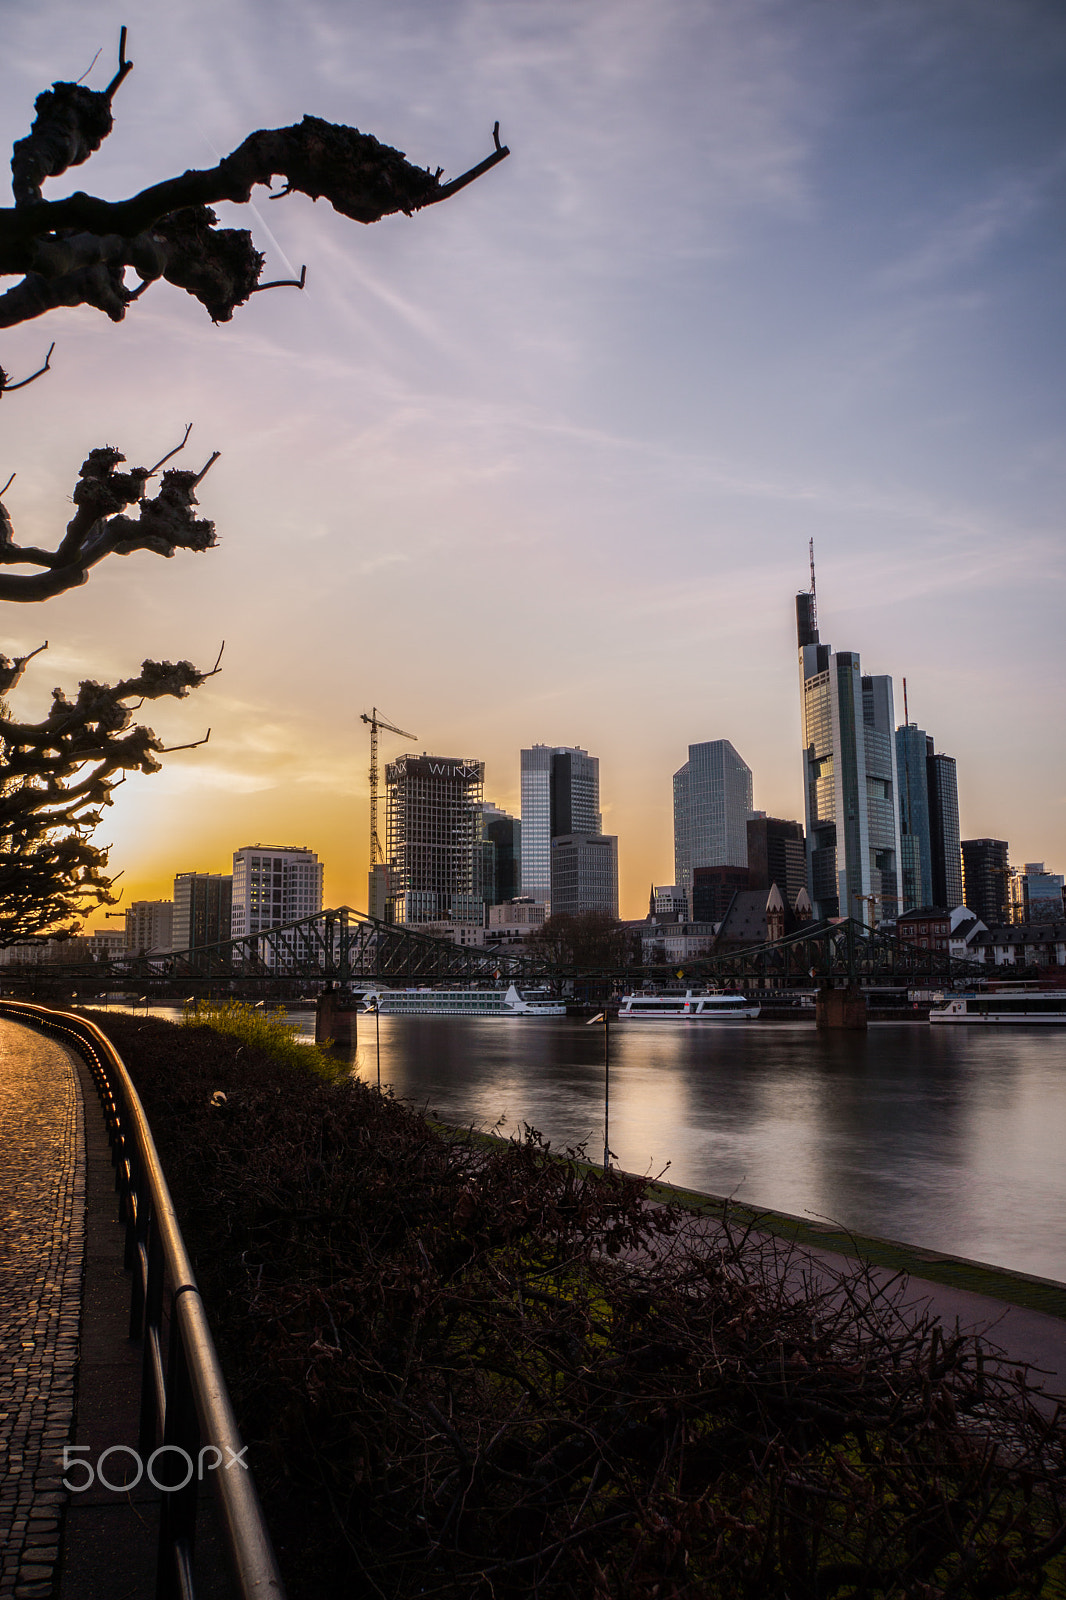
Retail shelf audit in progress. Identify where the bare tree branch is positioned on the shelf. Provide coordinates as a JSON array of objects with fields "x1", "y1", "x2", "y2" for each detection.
[{"x1": 0, "y1": 442, "x2": 218, "y2": 601}]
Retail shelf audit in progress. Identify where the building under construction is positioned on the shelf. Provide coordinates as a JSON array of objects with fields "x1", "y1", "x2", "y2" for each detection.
[{"x1": 385, "y1": 754, "x2": 486, "y2": 926}]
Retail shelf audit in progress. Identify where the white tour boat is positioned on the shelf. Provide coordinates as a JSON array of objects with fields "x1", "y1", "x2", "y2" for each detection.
[
  {"x1": 617, "y1": 990, "x2": 761, "y2": 1021},
  {"x1": 929, "y1": 991, "x2": 1066, "y2": 1025},
  {"x1": 356, "y1": 984, "x2": 566, "y2": 1017}
]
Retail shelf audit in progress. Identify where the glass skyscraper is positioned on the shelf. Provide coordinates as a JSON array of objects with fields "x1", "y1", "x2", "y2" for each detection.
[
  {"x1": 797, "y1": 592, "x2": 902, "y2": 924},
  {"x1": 672, "y1": 739, "x2": 753, "y2": 915},
  {"x1": 895, "y1": 724, "x2": 934, "y2": 911},
  {"x1": 520, "y1": 746, "x2": 601, "y2": 909}
]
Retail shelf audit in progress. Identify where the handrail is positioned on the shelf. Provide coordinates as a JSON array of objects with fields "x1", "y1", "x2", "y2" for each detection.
[{"x1": 0, "y1": 999, "x2": 286, "y2": 1600}]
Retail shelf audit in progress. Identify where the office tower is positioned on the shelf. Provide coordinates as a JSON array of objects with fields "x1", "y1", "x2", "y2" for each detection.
[
  {"x1": 124, "y1": 899, "x2": 173, "y2": 955},
  {"x1": 672, "y1": 740, "x2": 753, "y2": 915},
  {"x1": 746, "y1": 816, "x2": 806, "y2": 908},
  {"x1": 895, "y1": 725, "x2": 933, "y2": 911},
  {"x1": 796, "y1": 587, "x2": 902, "y2": 924},
  {"x1": 385, "y1": 754, "x2": 485, "y2": 924},
  {"x1": 691, "y1": 864, "x2": 750, "y2": 923},
  {"x1": 520, "y1": 746, "x2": 601, "y2": 908},
  {"x1": 1019, "y1": 864, "x2": 1064, "y2": 923},
  {"x1": 172, "y1": 872, "x2": 233, "y2": 952},
  {"x1": 926, "y1": 748, "x2": 963, "y2": 910},
  {"x1": 230, "y1": 846, "x2": 323, "y2": 939},
  {"x1": 549, "y1": 833, "x2": 619, "y2": 919},
  {"x1": 961, "y1": 838, "x2": 1010, "y2": 927},
  {"x1": 481, "y1": 803, "x2": 521, "y2": 911}
]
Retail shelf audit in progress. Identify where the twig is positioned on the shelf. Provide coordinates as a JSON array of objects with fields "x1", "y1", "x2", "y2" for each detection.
[{"x1": 2, "y1": 343, "x2": 55, "y2": 394}]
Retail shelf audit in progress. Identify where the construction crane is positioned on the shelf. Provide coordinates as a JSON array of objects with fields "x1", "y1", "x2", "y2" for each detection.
[{"x1": 360, "y1": 708, "x2": 416, "y2": 865}]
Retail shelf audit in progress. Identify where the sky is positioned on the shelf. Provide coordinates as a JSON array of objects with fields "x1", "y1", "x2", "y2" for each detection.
[{"x1": 1, "y1": 0, "x2": 1064, "y2": 923}]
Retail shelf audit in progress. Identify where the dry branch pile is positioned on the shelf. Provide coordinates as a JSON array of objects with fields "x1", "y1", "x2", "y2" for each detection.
[{"x1": 101, "y1": 1014, "x2": 1066, "y2": 1600}]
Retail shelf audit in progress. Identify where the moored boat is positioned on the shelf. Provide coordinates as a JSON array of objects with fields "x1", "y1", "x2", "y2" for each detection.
[
  {"x1": 617, "y1": 990, "x2": 760, "y2": 1021},
  {"x1": 929, "y1": 991, "x2": 1066, "y2": 1025},
  {"x1": 356, "y1": 983, "x2": 566, "y2": 1017}
]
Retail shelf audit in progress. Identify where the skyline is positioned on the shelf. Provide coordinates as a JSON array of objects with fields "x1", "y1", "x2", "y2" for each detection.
[{"x1": 2, "y1": 0, "x2": 1064, "y2": 921}]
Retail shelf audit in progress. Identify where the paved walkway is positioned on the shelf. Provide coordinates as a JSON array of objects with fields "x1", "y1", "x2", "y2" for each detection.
[{"x1": 0, "y1": 1019, "x2": 84, "y2": 1600}]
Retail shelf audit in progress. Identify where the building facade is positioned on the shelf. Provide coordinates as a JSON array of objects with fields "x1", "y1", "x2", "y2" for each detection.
[
  {"x1": 172, "y1": 873, "x2": 232, "y2": 952},
  {"x1": 125, "y1": 899, "x2": 174, "y2": 955},
  {"x1": 672, "y1": 740, "x2": 753, "y2": 916},
  {"x1": 481, "y1": 803, "x2": 521, "y2": 912},
  {"x1": 520, "y1": 745, "x2": 601, "y2": 910},
  {"x1": 894, "y1": 724, "x2": 934, "y2": 912},
  {"x1": 549, "y1": 833, "x2": 619, "y2": 919},
  {"x1": 230, "y1": 846, "x2": 323, "y2": 940},
  {"x1": 745, "y1": 816, "x2": 806, "y2": 908},
  {"x1": 961, "y1": 838, "x2": 1010, "y2": 928},
  {"x1": 385, "y1": 755, "x2": 485, "y2": 925},
  {"x1": 796, "y1": 591, "x2": 902, "y2": 924},
  {"x1": 926, "y1": 748, "x2": 963, "y2": 910}
]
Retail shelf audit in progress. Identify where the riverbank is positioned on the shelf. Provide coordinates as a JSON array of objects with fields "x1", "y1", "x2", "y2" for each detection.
[{"x1": 69, "y1": 1009, "x2": 1066, "y2": 1599}]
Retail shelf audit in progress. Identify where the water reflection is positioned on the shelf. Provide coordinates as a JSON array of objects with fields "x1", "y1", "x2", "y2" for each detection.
[{"x1": 116, "y1": 1006, "x2": 1066, "y2": 1283}]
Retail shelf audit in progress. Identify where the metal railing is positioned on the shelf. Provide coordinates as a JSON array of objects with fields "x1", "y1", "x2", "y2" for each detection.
[{"x1": 0, "y1": 1000, "x2": 286, "y2": 1600}]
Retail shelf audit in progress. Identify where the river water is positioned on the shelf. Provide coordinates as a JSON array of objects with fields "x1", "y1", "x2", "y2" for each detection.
[{"x1": 103, "y1": 1005, "x2": 1066, "y2": 1284}]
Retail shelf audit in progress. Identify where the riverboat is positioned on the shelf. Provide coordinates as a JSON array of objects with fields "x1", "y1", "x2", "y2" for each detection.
[
  {"x1": 356, "y1": 984, "x2": 566, "y2": 1017},
  {"x1": 929, "y1": 991, "x2": 1066, "y2": 1025},
  {"x1": 616, "y1": 991, "x2": 761, "y2": 1021}
]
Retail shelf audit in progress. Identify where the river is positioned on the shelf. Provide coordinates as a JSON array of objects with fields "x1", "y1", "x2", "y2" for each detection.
[{"x1": 98, "y1": 1004, "x2": 1066, "y2": 1284}]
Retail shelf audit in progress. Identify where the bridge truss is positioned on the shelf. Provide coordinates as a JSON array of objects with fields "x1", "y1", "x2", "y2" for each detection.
[
  {"x1": 99, "y1": 908, "x2": 556, "y2": 987},
  {"x1": 5, "y1": 912, "x2": 988, "y2": 993}
]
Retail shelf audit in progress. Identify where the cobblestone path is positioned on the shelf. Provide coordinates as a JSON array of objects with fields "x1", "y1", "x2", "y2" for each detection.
[{"x1": 0, "y1": 1019, "x2": 84, "y2": 1600}]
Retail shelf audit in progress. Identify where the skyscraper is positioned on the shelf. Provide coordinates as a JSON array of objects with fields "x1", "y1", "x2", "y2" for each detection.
[
  {"x1": 550, "y1": 833, "x2": 619, "y2": 919},
  {"x1": 961, "y1": 838, "x2": 1010, "y2": 927},
  {"x1": 480, "y1": 803, "x2": 521, "y2": 912},
  {"x1": 386, "y1": 754, "x2": 485, "y2": 924},
  {"x1": 520, "y1": 746, "x2": 601, "y2": 909},
  {"x1": 746, "y1": 816, "x2": 806, "y2": 908},
  {"x1": 895, "y1": 724, "x2": 934, "y2": 911},
  {"x1": 172, "y1": 872, "x2": 232, "y2": 951},
  {"x1": 927, "y1": 748, "x2": 963, "y2": 910},
  {"x1": 672, "y1": 740, "x2": 753, "y2": 915},
  {"x1": 796, "y1": 588, "x2": 902, "y2": 924}
]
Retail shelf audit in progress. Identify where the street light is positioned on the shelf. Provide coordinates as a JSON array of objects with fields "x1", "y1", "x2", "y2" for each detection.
[
  {"x1": 586, "y1": 1009, "x2": 611, "y2": 1172},
  {"x1": 365, "y1": 995, "x2": 381, "y2": 1089}
]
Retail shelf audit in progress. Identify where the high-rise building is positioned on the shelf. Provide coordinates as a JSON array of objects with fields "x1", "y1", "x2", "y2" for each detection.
[
  {"x1": 961, "y1": 838, "x2": 1010, "y2": 927},
  {"x1": 796, "y1": 588, "x2": 902, "y2": 924},
  {"x1": 385, "y1": 755, "x2": 485, "y2": 925},
  {"x1": 480, "y1": 803, "x2": 521, "y2": 912},
  {"x1": 230, "y1": 846, "x2": 323, "y2": 939},
  {"x1": 172, "y1": 872, "x2": 232, "y2": 952},
  {"x1": 746, "y1": 816, "x2": 806, "y2": 909},
  {"x1": 926, "y1": 749, "x2": 963, "y2": 910},
  {"x1": 549, "y1": 833, "x2": 619, "y2": 919},
  {"x1": 520, "y1": 746, "x2": 601, "y2": 909},
  {"x1": 895, "y1": 725, "x2": 934, "y2": 911},
  {"x1": 1014, "y1": 863, "x2": 1063, "y2": 923},
  {"x1": 125, "y1": 898, "x2": 173, "y2": 955},
  {"x1": 672, "y1": 740, "x2": 753, "y2": 915}
]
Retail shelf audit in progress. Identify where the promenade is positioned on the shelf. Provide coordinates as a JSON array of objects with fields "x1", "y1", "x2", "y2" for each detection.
[
  {"x1": 0, "y1": 1020, "x2": 83, "y2": 1600},
  {"x1": 1, "y1": 1008, "x2": 1064, "y2": 1598}
]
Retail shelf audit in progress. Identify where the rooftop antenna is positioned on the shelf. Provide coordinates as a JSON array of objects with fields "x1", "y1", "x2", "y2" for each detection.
[{"x1": 808, "y1": 537, "x2": 818, "y2": 635}]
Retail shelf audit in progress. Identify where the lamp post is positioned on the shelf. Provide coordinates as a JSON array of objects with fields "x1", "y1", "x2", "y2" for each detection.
[
  {"x1": 366, "y1": 996, "x2": 381, "y2": 1088},
  {"x1": 586, "y1": 1009, "x2": 610, "y2": 1171}
]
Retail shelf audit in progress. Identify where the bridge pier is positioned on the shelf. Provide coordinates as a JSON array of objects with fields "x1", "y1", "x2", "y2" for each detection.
[
  {"x1": 816, "y1": 984, "x2": 868, "y2": 1031},
  {"x1": 315, "y1": 986, "x2": 356, "y2": 1048}
]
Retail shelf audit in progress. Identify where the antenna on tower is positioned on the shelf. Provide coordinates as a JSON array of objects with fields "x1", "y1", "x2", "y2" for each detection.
[{"x1": 808, "y1": 537, "x2": 818, "y2": 635}]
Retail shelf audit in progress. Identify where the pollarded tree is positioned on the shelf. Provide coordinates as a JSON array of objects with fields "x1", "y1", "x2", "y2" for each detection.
[
  {"x1": 1, "y1": 28, "x2": 507, "y2": 941},
  {"x1": 0, "y1": 645, "x2": 222, "y2": 946}
]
